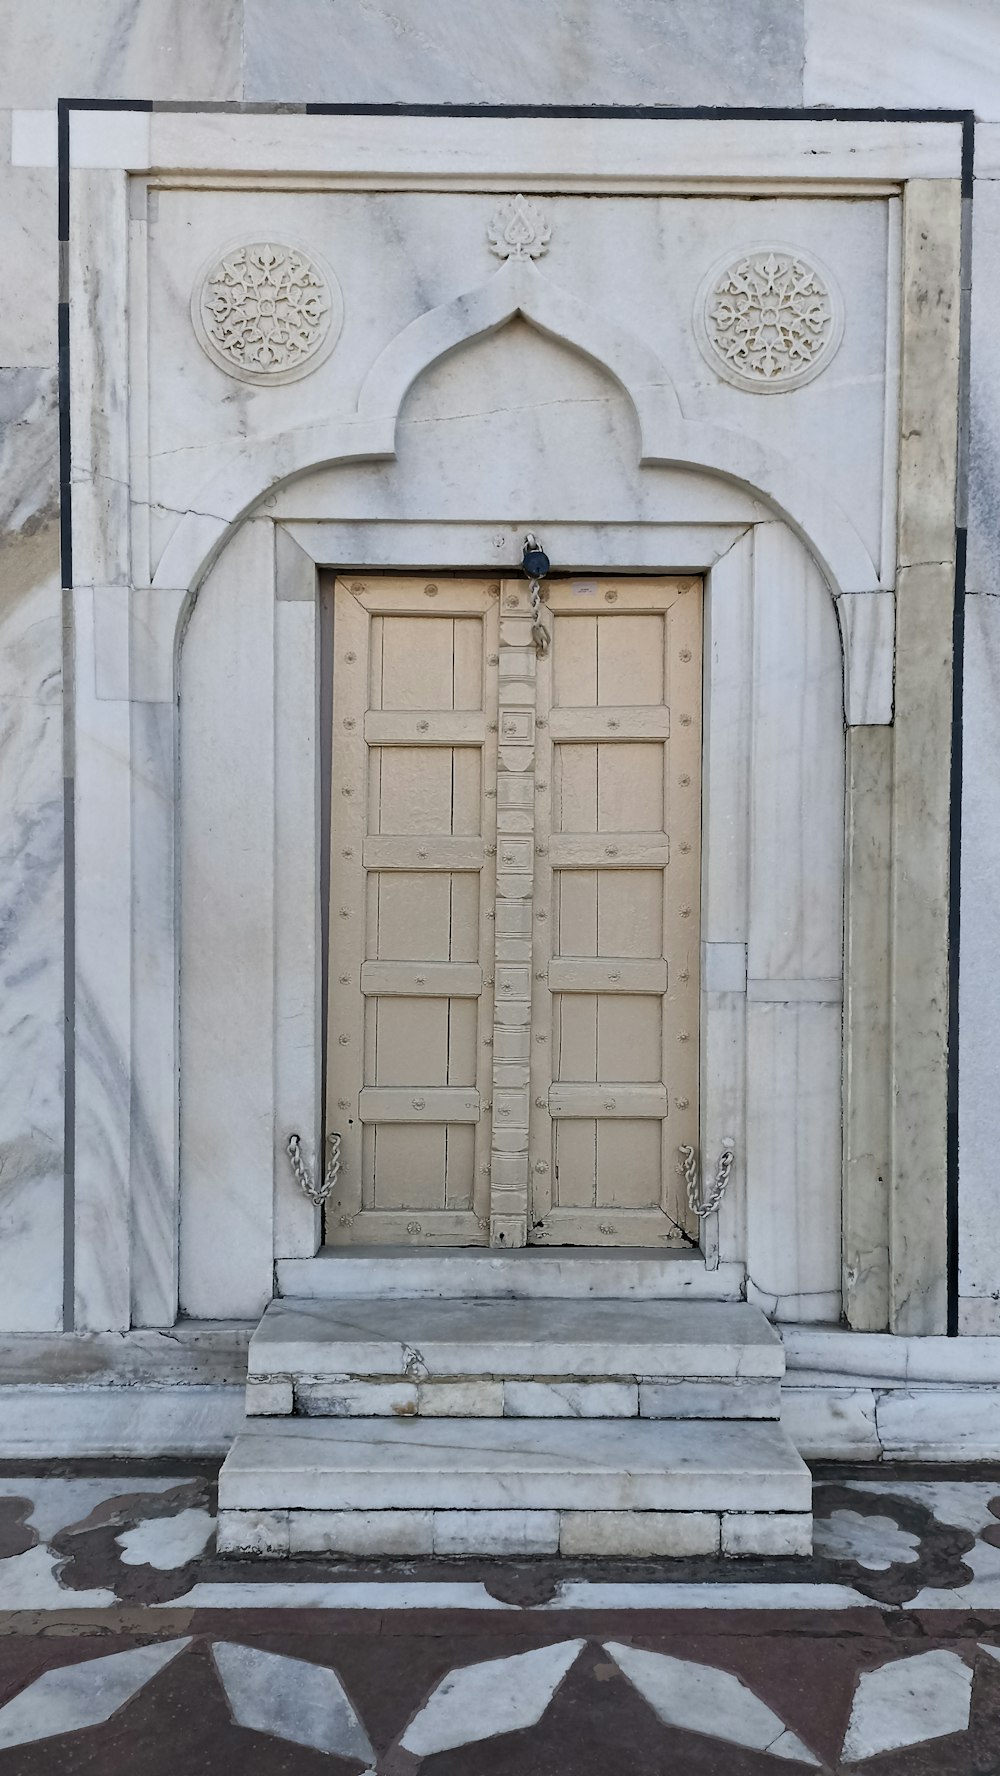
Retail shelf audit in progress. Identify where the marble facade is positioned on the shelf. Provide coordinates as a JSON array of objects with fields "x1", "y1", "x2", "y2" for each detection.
[{"x1": 0, "y1": 1, "x2": 998, "y2": 1463}]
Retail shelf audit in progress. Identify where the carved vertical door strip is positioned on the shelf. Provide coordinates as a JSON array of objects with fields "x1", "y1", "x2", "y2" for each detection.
[{"x1": 488, "y1": 580, "x2": 537, "y2": 1246}]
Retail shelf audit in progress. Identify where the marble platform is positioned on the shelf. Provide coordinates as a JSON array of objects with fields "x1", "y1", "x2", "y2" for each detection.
[{"x1": 223, "y1": 1293, "x2": 809, "y2": 1556}]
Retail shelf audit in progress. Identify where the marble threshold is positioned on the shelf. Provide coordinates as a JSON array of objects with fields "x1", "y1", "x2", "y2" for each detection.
[{"x1": 275, "y1": 1247, "x2": 747, "y2": 1300}]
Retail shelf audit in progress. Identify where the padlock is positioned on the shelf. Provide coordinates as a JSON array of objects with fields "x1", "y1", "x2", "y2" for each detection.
[{"x1": 521, "y1": 532, "x2": 550, "y2": 580}]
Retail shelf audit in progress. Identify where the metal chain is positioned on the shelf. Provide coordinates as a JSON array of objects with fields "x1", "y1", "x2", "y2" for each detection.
[
  {"x1": 529, "y1": 576, "x2": 550, "y2": 655},
  {"x1": 286, "y1": 1131, "x2": 342, "y2": 1206},
  {"x1": 678, "y1": 1140, "x2": 735, "y2": 1219}
]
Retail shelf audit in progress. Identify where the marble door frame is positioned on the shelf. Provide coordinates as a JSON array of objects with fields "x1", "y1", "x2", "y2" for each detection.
[
  {"x1": 174, "y1": 509, "x2": 846, "y2": 1323},
  {"x1": 62, "y1": 110, "x2": 962, "y2": 1334}
]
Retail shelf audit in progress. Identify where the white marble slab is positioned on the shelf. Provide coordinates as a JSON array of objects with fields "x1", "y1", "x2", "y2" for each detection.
[
  {"x1": 0, "y1": 163, "x2": 57, "y2": 363},
  {"x1": 211, "y1": 1642, "x2": 374, "y2": 1763},
  {"x1": 218, "y1": 1416, "x2": 811, "y2": 1513},
  {"x1": 722, "y1": 1512, "x2": 813, "y2": 1557},
  {"x1": 432, "y1": 1511, "x2": 560, "y2": 1556},
  {"x1": 779, "y1": 1387, "x2": 881, "y2": 1460},
  {"x1": 287, "y1": 1510, "x2": 434, "y2": 1556},
  {"x1": 745, "y1": 1001, "x2": 843, "y2": 1318},
  {"x1": 840, "y1": 1649, "x2": 972, "y2": 1763},
  {"x1": 959, "y1": 594, "x2": 1000, "y2": 1310},
  {"x1": 0, "y1": 1385, "x2": 244, "y2": 1457},
  {"x1": 0, "y1": 372, "x2": 63, "y2": 1331},
  {"x1": 243, "y1": 0, "x2": 803, "y2": 106},
  {"x1": 804, "y1": 0, "x2": 1000, "y2": 116},
  {"x1": 836, "y1": 592, "x2": 895, "y2": 725},
  {"x1": 399, "y1": 1640, "x2": 584, "y2": 1757},
  {"x1": 178, "y1": 521, "x2": 277, "y2": 1320},
  {"x1": 784, "y1": 1327, "x2": 1000, "y2": 1384},
  {"x1": 504, "y1": 1381, "x2": 639, "y2": 1418},
  {"x1": 146, "y1": 187, "x2": 893, "y2": 585},
  {"x1": 876, "y1": 1389, "x2": 1000, "y2": 1461},
  {"x1": 639, "y1": 1380, "x2": 780, "y2": 1419},
  {"x1": 606, "y1": 1642, "x2": 819, "y2": 1763},
  {"x1": 561, "y1": 1512, "x2": 720, "y2": 1557},
  {"x1": 250, "y1": 1297, "x2": 783, "y2": 1381},
  {"x1": 147, "y1": 112, "x2": 964, "y2": 183},
  {"x1": 0, "y1": 0, "x2": 241, "y2": 107},
  {"x1": 0, "y1": 1640, "x2": 191, "y2": 1748}
]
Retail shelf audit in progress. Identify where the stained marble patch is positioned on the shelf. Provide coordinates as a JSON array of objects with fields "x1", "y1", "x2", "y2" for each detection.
[{"x1": 0, "y1": 1496, "x2": 36, "y2": 1559}]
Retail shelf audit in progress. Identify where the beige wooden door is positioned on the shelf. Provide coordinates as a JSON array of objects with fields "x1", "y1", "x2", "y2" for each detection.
[
  {"x1": 325, "y1": 577, "x2": 498, "y2": 1244},
  {"x1": 528, "y1": 578, "x2": 702, "y2": 1246},
  {"x1": 325, "y1": 573, "x2": 701, "y2": 1248}
]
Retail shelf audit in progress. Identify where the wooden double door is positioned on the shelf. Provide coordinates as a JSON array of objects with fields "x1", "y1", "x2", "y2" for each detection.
[{"x1": 325, "y1": 573, "x2": 702, "y2": 1247}]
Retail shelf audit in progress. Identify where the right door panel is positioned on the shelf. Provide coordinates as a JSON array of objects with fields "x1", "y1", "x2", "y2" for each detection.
[{"x1": 529, "y1": 577, "x2": 703, "y2": 1246}]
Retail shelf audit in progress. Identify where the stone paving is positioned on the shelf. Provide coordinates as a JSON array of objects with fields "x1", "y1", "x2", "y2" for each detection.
[{"x1": 3, "y1": 1460, "x2": 1000, "y2": 1770}]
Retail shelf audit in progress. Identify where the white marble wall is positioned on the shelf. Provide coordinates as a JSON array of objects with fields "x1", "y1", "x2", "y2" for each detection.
[
  {"x1": 0, "y1": 0, "x2": 997, "y2": 1344},
  {"x1": 2, "y1": 2, "x2": 998, "y2": 118}
]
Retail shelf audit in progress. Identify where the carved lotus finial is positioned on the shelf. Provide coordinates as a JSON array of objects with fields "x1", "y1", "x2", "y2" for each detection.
[{"x1": 487, "y1": 195, "x2": 552, "y2": 261}]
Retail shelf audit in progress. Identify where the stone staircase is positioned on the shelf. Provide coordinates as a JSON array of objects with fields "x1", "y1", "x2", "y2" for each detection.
[{"x1": 218, "y1": 1255, "x2": 811, "y2": 1558}]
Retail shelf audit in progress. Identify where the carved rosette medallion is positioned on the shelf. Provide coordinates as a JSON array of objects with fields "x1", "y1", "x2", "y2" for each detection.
[
  {"x1": 191, "y1": 241, "x2": 343, "y2": 385},
  {"x1": 487, "y1": 195, "x2": 552, "y2": 261},
  {"x1": 695, "y1": 245, "x2": 844, "y2": 392}
]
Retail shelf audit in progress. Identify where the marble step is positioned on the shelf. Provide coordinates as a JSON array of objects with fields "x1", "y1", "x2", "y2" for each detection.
[
  {"x1": 217, "y1": 1416, "x2": 812, "y2": 1556},
  {"x1": 276, "y1": 1246, "x2": 746, "y2": 1302},
  {"x1": 245, "y1": 1298, "x2": 784, "y2": 1419}
]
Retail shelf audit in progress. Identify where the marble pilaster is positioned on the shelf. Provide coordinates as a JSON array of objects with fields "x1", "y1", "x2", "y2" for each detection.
[{"x1": 890, "y1": 181, "x2": 962, "y2": 1334}]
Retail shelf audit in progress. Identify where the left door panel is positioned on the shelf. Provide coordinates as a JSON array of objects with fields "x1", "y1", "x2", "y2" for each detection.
[{"x1": 325, "y1": 577, "x2": 498, "y2": 1244}]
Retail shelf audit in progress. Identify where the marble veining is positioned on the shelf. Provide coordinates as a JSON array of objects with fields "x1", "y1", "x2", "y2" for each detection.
[
  {"x1": 0, "y1": 367, "x2": 63, "y2": 1331},
  {"x1": 242, "y1": 0, "x2": 806, "y2": 107}
]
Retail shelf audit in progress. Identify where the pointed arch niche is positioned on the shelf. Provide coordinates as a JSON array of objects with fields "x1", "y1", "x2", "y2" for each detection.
[{"x1": 171, "y1": 323, "x2": 858, "y2": 1327}]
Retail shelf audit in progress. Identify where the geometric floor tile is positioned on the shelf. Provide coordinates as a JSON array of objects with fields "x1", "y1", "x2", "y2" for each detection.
[
  {"x1": 211, "y1": 1641, "x2": 376, "y2": 1762},
  {"x1": 0, "y1": 1640, "x2": 191, "y2": 1751},
  {"x1": 604, "y1": 1642, "x2": 821, "y2": 1765},
  {"x1": 840, "y1": 1649, "x2": 973, "y2": 1762},
  {"x1": 398, "y1": 1640, "x2": 586, "y2": 1757}
]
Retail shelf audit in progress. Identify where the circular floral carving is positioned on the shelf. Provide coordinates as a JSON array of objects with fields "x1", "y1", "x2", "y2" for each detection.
[
  {"x1": 695, "y1": 244, "x2": 844, "y2": 392},
  {"x1": 191, "y1": 241, "x2": 343, "y2": 385}
]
